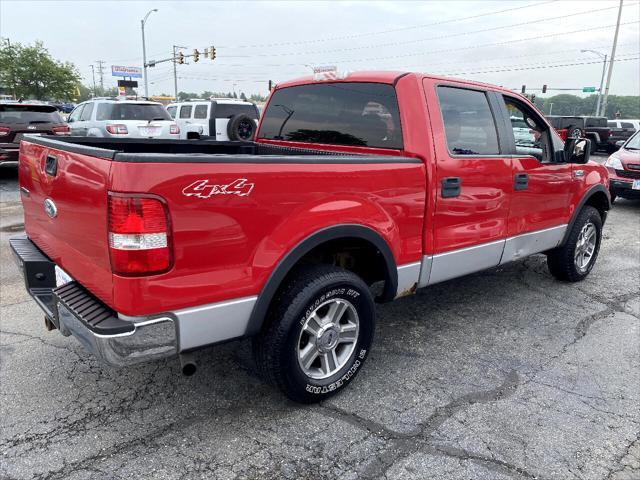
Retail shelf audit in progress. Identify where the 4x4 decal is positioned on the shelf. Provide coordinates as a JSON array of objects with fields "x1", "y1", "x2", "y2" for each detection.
[{"x1": 182, "y1": 179, "x2": 254, "y2": 198}]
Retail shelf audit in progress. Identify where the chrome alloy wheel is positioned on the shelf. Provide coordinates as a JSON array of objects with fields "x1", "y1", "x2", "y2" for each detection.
[
  {"x1": 574, "y1": 222, "x2": 597, "y2": 273},
  {"x1": 297, "y1": 298, "x2": 359, "y2": 380}
]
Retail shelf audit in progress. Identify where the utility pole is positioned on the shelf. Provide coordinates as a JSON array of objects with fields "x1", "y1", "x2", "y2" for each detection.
[
  {"x1": 601, "y1": 0, "x2": 623, "y2": 118},
  {"x1": 90, "y1": 64, "x2": 97, "y2": 97},
  {"x1": 95, "y1": 60, "x2": 106, "y2": 93},
  {"x1": 581, "y1": 49, "x2": 608, "y2": 116},
  {"x1": 172, "y1": 45, "x2": 187, "y2": 101}
]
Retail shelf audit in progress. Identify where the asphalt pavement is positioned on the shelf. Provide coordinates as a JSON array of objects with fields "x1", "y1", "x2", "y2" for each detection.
[{"x1": 1, "y1": 158, "x2": 638, "y2": 480}]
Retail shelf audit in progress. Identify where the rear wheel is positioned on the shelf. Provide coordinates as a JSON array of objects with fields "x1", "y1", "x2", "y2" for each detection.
[
  {"x1": 547, "y1": 206, "x2": 602, "y2": 282},
  {"x1": 253, "y1": 265, "x2": 375, "y2": 403}
]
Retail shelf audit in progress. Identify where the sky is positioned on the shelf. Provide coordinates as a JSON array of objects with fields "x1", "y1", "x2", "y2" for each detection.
[{"x1": 1, "y1": 0, "x2": 639, "y2": 99}]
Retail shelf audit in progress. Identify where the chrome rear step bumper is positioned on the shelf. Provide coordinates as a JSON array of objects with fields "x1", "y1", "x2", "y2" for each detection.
[{"x1": 10, "y1": 236, "x2": 177, "y2": 366}]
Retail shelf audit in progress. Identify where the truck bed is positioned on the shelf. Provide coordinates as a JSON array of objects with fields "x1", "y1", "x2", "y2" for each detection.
[{"x1": 18, "y1": 135, "x2": 426, "y2": 323}]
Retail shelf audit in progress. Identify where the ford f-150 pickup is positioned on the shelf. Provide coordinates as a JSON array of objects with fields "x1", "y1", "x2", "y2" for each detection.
[{"x1": 11, "y1": 71, "x2": 610, "y2": 403}]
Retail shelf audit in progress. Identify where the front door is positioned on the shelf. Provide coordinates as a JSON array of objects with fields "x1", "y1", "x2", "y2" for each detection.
[
  {"x1": 423, "y1": 82, "x2": 513, "y2": 284},
  {"x1": 495, "y1": 94, "x2": 574, "y2": 264}
]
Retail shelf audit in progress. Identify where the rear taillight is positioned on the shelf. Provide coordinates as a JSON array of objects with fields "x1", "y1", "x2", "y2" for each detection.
[
  {"x1": 108, "y1": 194, "x2": 172, "y2": 275},
  {"x1": 170, "y1": 124, "x2": 180, "y2": 135},
  {"x1": 0, "y1": 126, "x2": 10, "y2": 137},
  {"x1": 52, "y1": 125, "x2": 70, "y2": 135},
  {"x1": 106, "y1": 124, "x2": 128, "y2": 135}
]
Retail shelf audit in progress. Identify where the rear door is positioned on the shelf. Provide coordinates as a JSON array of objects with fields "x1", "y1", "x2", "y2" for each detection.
[
  {"x1": 495, "y1": 94, "x2": 573, "y2": 263},
  {"x1": 177, "y1": 104, "x2": 193, "y2": 139},
  {"x1": 424, "y1": 81, "x2": 513, "y2": 284}
]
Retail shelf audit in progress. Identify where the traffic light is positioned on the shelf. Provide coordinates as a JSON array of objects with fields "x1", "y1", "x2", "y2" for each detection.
[
  {"x1": 193, "y1": 49, "x2": 200, "y2": 62},
  {"x1": 268, "y1": 80, "x2": 273, "y2": 91},
  {"x1": 210, "y1": 46, "x2": 216, "y2": 60},
  {"x1": 542, "y1": 84, "x2": 548, "y2": 93},
  {"x1": 521, "y1": 85, "x2": 526, "y2": 94},
  {"x1": 177, "y1": 52, "x2": 184, "y2": 65}
]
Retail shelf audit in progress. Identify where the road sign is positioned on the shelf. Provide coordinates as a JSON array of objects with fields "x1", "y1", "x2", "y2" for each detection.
[
  {"x1": 111, "y1": 65, "x2": 143, "y2": 78},
  {"x1": 582, "y1": 87, "x2": 597, "y2": 93}
]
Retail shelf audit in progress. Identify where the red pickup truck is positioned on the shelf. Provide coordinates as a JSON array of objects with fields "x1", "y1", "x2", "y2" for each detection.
[{"x1": 11, "y1": 72, "x2": 610, "y2": 403}]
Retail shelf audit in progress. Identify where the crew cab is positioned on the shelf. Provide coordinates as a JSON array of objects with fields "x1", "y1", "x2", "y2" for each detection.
[{"x1": 11, "y1": 71, "x2": 610, "y2": 403}]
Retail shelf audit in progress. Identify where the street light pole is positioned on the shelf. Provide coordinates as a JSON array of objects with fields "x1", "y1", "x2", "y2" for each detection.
[
  {"x1": 581, "y1": 49, "x2": 607, "y2": 116},
  {"x1": 140, "y1": 9, "x2": 158, "y2": 98},
  {"x1": 601, "y1": 0, "x2": 623, "y2": 118}
]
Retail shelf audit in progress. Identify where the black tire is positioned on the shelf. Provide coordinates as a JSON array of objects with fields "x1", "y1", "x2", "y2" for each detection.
[
  {"x1": 589, "y1": 139, "x2": 597, "y2": 154},
  {"x1": 566, "y1": 125, "x2": 583, "y2": 139},
  {"x1": 252, "y1": 265, "x2": 375, "y2": 403},
  {"x1": 610, "y1": 191, "x2": 617, "y2": 204},
  {"x1": 547, "y1": 206, "x2": 602, "y2": 282},
  {"x1": 227, "y1": 114, "x2": 256, "y2": 141}
]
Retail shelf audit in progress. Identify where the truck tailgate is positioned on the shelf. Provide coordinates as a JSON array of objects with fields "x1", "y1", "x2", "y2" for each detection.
[{"x1": 18, "y1": 139, "x2": 114, "y2": 305}]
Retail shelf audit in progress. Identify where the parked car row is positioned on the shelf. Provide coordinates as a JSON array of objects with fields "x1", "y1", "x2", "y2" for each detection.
[{"x1": 546, "y1": 115, "x2": 640, "y2": 153}]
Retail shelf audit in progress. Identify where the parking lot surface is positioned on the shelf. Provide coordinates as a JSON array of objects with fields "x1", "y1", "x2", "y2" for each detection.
[{"x1": 1, "y1": 160, "x2": 638, "y2": 480}]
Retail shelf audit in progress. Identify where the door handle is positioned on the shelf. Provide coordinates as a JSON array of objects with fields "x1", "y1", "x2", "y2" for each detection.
[
  {"x1": 441, "y1": 177, "x2": 461, "y2": 198},
  {"x1": 514, "y1": 173, "x2": 528, "y2": 191}
]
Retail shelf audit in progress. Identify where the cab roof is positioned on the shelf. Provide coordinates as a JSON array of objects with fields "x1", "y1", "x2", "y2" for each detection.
[{"x1": 274, "y1": 70, "x2": 509, "y2": 92}]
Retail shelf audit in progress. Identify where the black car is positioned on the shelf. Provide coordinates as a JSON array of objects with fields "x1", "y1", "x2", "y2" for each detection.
[{"x1": 0, "y1": 103, "x2": 69, "y2": 165}]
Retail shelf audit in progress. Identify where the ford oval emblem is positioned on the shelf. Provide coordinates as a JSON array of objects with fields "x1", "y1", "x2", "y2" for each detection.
[{"x1": 44, "y1": 199, "x2": 57, "y2": 218}]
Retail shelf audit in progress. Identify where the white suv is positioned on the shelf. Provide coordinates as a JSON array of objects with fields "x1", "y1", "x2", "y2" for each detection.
[
  {"x1": 67, "y1": 99, "x2": 180, "y2": 139},
  {"x1": 167, "y1": 98, "x2": 259, "y2": 141}
]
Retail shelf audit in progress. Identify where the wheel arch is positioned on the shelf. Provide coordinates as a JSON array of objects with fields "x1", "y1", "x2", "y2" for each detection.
[
  {"x1": 561, "y1": 184, "x2": 610, "y2": 246},
  {"x1": 245, "y1": 224, "x2": 398, "y2": 336}
]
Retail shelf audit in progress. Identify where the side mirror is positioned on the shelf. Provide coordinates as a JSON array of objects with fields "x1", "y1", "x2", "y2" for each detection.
[
  {"x1": 564, "y1": 138, "x2": 590, "y2": 164},
  {"x1": 67, "y1": 117, "x2": 74, "y2": 123}
]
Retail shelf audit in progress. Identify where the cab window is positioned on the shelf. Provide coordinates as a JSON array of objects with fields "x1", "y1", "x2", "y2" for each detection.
[
  {"x1": 166, "y1": 106, "x2": 177, "y2": 119},
  {"x1": 437, "y1": 87, "x2": 499, "y2": 155},
  {"x1": 503, "y1": 97, "x2": 550, "y2": 163}
]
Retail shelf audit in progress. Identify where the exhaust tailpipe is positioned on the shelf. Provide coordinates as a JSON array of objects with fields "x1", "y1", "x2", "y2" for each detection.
[{"x1": 179, "y1": 353, "x2": 197, "y2": 376}]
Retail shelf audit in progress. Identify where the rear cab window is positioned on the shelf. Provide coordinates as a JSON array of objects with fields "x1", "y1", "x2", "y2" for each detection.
[{"x1": 258, "y1": 82, "x2": 403, "y2": 149}]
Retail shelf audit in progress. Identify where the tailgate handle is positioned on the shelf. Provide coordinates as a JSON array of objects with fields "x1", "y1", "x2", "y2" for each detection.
[{"x1": 45, "y1": 155, "x2": 57, "y2": 177}]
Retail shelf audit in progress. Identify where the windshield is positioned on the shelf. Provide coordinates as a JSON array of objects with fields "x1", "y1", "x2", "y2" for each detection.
[
  {"x1": 625, "y1": 131, "x2": 640, "y2": 150},
  {"x1": 0, "y1": 105, "x2": 63, "y2": 124},
  {"x1": 259, "y1": 82, "x2": 403, "y2": 149},
  {"x1": 97, "y1": 103, "x2": 171, "y2": 121}
]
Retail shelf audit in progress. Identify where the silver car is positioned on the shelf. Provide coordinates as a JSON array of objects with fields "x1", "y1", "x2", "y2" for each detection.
[{"x1": 67, "y1": 99, "x2": 180, "y2": 139}]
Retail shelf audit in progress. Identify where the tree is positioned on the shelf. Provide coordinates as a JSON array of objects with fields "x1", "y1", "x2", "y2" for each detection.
[{"x1": 0, "y1": 39, "x2": 82, "y2": 101}]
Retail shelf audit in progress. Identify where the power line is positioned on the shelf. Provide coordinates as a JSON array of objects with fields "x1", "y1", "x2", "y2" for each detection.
[
  {"x1": 218, "y1": 0, "x2": 559, "y2": 49},
  {"x1": 220, "y1": 2, "x2": 638, "y2": 59},
  {"x1": 438, "y1": 55, "x2": 639, "y2": 77}
]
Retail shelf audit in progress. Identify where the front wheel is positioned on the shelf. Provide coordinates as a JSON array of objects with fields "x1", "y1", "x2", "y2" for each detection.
[
  {"x1": 547, "y1": 206, "x2": 602, "y2": 282},
  {"x1": 253, "y1": 265, "x2": 375, "y2": 403}
]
